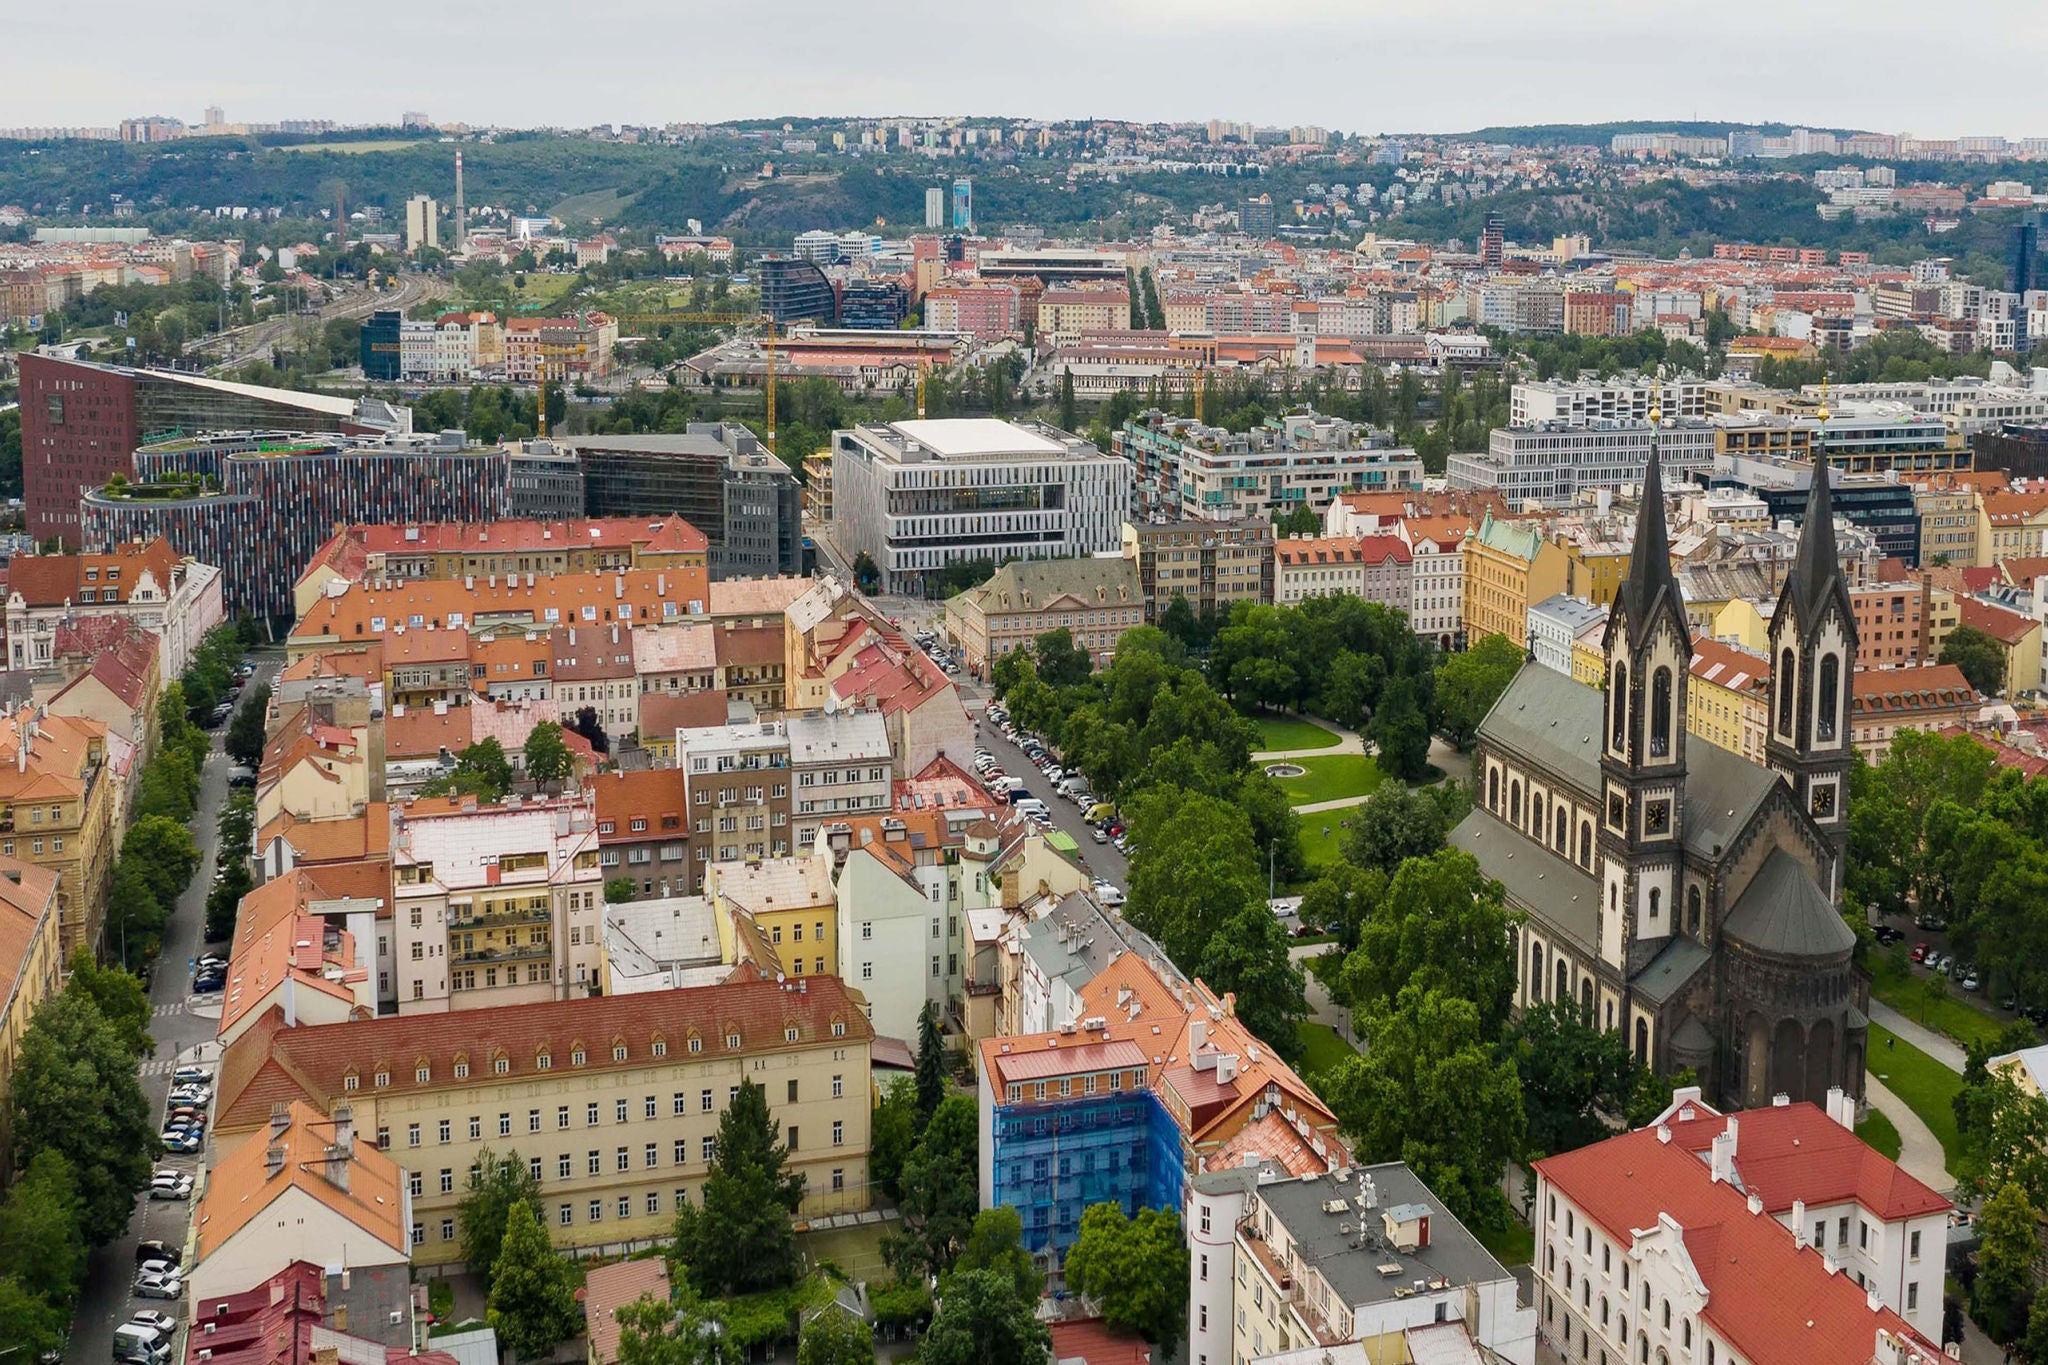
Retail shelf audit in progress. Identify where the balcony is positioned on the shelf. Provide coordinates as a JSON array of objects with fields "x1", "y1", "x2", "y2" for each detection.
[
  {"x1": 448, "y1": 907, "x2": 552, "y2": 932},
  {"x1": 453, "y1": 942, "x2": 553, "y2": 967}
]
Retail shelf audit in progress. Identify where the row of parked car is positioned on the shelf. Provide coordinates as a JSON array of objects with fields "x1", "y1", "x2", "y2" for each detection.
[
  {"x1": 115, "y1": 1064, "x2": 216, "y2": 1361},
  {"x1": 976, "y1": 705, "x2": 1128, "y2": 907}
]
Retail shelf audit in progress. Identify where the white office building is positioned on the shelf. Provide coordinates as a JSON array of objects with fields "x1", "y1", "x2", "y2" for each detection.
[
  {"x1": 831, "y1": 418, "x2": 1132, "y2": 594},
  {"x1": 1510, "y1": 376, "x2": 1709, "y2": 426},
  {"x1": 1448, "y1": 421, "x2": 1716, "y2": 509}
]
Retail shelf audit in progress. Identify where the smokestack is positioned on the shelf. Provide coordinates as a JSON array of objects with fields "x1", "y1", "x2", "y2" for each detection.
[{"x1": 454, "y1": 149, "x2": 466, "y2": 254}]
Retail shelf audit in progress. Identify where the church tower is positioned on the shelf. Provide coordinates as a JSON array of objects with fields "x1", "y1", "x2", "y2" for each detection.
[
  {"x1": 1597, "y1": 412, "x2": 1692, "y2": 973},
  {"x1": 1767, "y1": 396, "x2": 1858, "y2": 897}
]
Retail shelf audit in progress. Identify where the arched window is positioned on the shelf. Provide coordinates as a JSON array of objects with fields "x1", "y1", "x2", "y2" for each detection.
[
  {"x1": 1531, "y1": 944, "x2": 1546, "y2": 1001},
  {"x1": 1556, "y1": 959, "x2": 1569, "y2": 1002},
  {"x1": 1639, "y1": 1333, "x2": 1650, "y2": 1364},
  {"x1": 1687, "y1": 886, "x2": 1702, "y2": 937},
  {"x1": 1778, "y1": 648, "x2": 1796, "y2": 732},
  {"x1": 1648, "y1": 887, "x2": 1661, "y2": 923},
  {"x1": 1634, "y1": 1017, "x2": 1649, "y2": 1064},
  {"x1": 1510, "y1": 780, "x2": 1522, "y2": 825},
  {"x1": 1581, "y1": 978, "x2": 1594, "y2": 1014},
  {"x1": 1489, "y1": 767, "x2": 1500, "y2": 811},
  {"x1": 1817, "y1": 653, "x2": 1840, "y2": 741},
  {"x1": 1649, "y1": 667, "x2": 1673, "y2": 757},
  {"x1": 1611, "y1": 663, "x2": 1629, "y2": 748},
  {"x1": 1580, "y1": 822, "x2": 1593, "y2": 867},
  {"x1": 1661, "y1": 1301, "x2": 1670, "y2": 1330},
  {"x1": 1534, "y1": 794, "x2": 1547, "y2": 838},
  {"x1": 1555, "y1": 807, "x2": 1569, "y2": 851}
]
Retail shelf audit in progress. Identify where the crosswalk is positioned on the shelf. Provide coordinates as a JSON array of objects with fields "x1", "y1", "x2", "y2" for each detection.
[
  {"x1": 151, "y1": 1002, "x2": 185, "y2": 1019},
  {"x1": 140, "y1": 1057, "x2": 184, "y2": 1076}
]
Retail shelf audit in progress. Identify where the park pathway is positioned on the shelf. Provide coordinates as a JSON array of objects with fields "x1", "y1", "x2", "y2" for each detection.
[
  {"x1": 1863, "y1": 1075, "x2": 1955, "y2": 1191},
  {"x1": 1252, "y1": 714, "x2": 1368, "y2": 761},
  {"x1": 1871, "y1": 999, "x2": 1967, "y2": 1073}
]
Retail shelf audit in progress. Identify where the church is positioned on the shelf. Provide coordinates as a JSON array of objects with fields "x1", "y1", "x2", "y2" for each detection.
[{"x1": 1450, "y1": 418, "x2": 1866, "y2": 1111}]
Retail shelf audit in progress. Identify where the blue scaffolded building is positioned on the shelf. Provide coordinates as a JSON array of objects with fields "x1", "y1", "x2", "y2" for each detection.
[{"x1": 978, "y1": 1032, "x2": 1184, "y2": 1264}]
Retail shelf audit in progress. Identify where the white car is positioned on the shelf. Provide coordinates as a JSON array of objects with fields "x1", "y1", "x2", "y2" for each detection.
[
  {"x1": 150, "y1": 1174, "x2": 193, "y2": 1201},
  {"x1": 134, "y1": 1271, "x2": 184, "y2": 1299},
  {"x1": 128, "y1": 1311, "x2": 178, "y2": 1335}
]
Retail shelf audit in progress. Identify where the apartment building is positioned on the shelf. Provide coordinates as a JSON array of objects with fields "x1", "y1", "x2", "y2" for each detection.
[
  {"x1": 0, "y1": 708, "x2": 116, "y2": 958},
  {"x1": 944, "y1": 557, "x2": 1145, "y2": 674},
  {"x1": 1401, "y1": 516, "x2": 1473, "y2": 651},
  {"x1": 1116, "y1": 409, "x2": 1422, "y2": 523},
  {"x1": 1035, "y1": 288, "x2": 1131, "y2": 340},
  {"x1": 593, "y1": 768, "x2": 691, "y2": 901},
  {"x1": 786, "y1": 710, "x2": 893, "y2": 850},
  {"x1": 1450, "y1": 421, "x2": 1716, "y2": 509},
  {"x1": 1274, "y1": 534, "x2": 1412, "y2": 611},
  {"x1": 1194, "y1": 1161, "x2": 1535, "y2": 1365},
  {"x1": 1463, "y1": 514, "x2": 1573, "y2": 647},
  {"x1": 1687, "y1": 638, "x2": 1770, "y2": 763},
  {"x1": 831, "y1": 418, "x2": 1132, "y2": 596},
  {"x1": 504, "y1": 312, "x2": 619, "y2": 381},
  {"x1": 1849, "y1": 664, "x2": 1978, "y2": 760},
  {"x1": 389, "y1": 793, "x2": 605, "y2": 1014},
  {"x1": 1528, "y1": 595, "x2": 1607, "y2": 678},
  {"x1": 1956, "y1": 596, "x2": 2040, "y2": 694},
  {"x1": 1533, "y1": 1090, "x2": 1949, "y2": 1358},
  {"x1": 1977, "y1": 487, "x2": 2048, "y2": 565},
  {"x1": 552, "y1": 624, "x2": 640, "y2": 741},
  {"x1": 3, "y1": 536, "x2": 224, "y2": 678},
  {"x1": 920, "y1": 282, "x2": 1023, "y2": 341},
  {"x1": 1510, "y1": 376, "x2": 1709, "y2": 426},
  {"x1": 1913, "y1": 481, "x2": 1979, "y2": 566},
  {"x1": 705, "y1": 855, "x2": 838, "y2": 981},
  {"x1": 213, "y1": 971, "x2": 874, "y2": 1266},
  {"x1": 678, "y1": 719, "x2": 797, "y2": 881},
  {"x1": 1850, "y1": 580, "x2": 1929, "y2": 667},
  {"x1": 0, "y1": 860, "x2": 62, "y2": 1173},
  {"x1": 1119, "y1": 519, "x2": 1274, "y2": 621}
]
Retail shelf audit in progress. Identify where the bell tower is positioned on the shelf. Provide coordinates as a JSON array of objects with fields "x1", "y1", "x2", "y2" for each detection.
[
  {"x1": 1767, "y1": 391, "x2": 1858, "y2": 897},
  {"x1": 1597, "y1": 408, "x2": 1692, "y2": 971}
]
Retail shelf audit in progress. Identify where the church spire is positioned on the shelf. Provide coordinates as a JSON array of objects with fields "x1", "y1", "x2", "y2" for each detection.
[
  {"x1": 1613, "y1": 398, "x2": 1687, "y2": 646},
  {"x1": 1789, "y1": 387, "x2": 1849, "y2": 624}
]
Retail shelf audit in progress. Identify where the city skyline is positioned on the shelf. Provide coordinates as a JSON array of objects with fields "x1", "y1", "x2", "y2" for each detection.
[{"x1": 8, "y1": 0, "x2": 2048, "y2": 137}]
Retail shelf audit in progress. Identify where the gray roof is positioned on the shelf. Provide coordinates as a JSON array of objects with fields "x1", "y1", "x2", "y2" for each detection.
[
  {"x1": 1529, "y1": 593, "x2": 1608, "y2": 632},
  {"x1": 1479, "y1": 663, "x2": 1782, "y2": 865},
  {"x1": 1256, "y1": 1162, "x2": 1515, "y2": 1311},
  {"x1": 1632, "y1": 936, "x2": 1712, "y2": 1007},
  {"x1": 1721, "y1": 848, "x2": 1856, "y2": 960},
  {"x1": 1449, "y1": 808, "x2": 1599, "y2": 955},
  {"x1": 952, "y1": 555, "x2": 1142, "y2": 615}
]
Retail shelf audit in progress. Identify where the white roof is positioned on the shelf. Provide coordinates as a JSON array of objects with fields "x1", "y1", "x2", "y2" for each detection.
[
  {"x1": 1992, "y1": 1043, "x2": 2048, "y2": 1092},
  {"x1": 891, "y1": 418, "x2": 1065, "y2": 458},
  {"x1": 143, "y1": 365, "x2": 358, "y2": 417}
]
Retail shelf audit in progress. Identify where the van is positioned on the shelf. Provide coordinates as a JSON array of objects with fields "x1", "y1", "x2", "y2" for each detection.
[
  {"x1": 113, "y1": 1325, "x2": 169, "y2": 1365},
  {"x1": 1016, "y1": 798, "x2": 1049, "y2": 816},
  {"x1": 1057, "y1": 776, "x2": 1088, "y2": 798},
  {"x1": 1086, "y1": 802, "x2": 1117, "y2": 824},
  {"x1": 992, "y1": 776, "x2": 1025, "y2": 794}
]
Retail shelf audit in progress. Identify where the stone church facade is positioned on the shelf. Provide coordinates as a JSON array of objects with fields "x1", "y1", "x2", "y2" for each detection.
[{"x1": 1451, "y1": 436, "x2": 1867, "y2": 1111}]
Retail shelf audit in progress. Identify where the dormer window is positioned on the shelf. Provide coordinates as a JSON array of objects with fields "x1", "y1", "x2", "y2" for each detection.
[
  {"x1": 612, "y1": 1043, "x2": 628, "y2": 1062},
  {"x1": 726, "y1": 1032, "x2": 741, "y2": 1050},
  {"x1": 784, "y1": 1026, "x2": 799, "y2": 1043},
  {"x1": 832, "y1": 1021, "x2": 846, "y2": 1037},
  {"x1": 374, "y1": 1070, "x2": 390, "y2": 1088},
  {"x1": 416, "y1": 1065, "x2": 431, "y2": 1084},
  {"x1": 454, "y1": 1061, "x2": 470, "y2": 1080},
  {"x1": 344, "y1": 1071, "x2": 360, "y2": 1092},
  {"x1": 535, "y1": 1050, "x2": 551, "y2": 1070},
  {"x1": 688, "y1": 1035, "x2": 703, "y2": 1054},
  {"x1": 572, "y1": 1048, "x2": 587, "y2": 1066}
]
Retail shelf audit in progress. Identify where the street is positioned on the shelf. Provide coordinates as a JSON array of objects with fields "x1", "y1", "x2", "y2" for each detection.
[
  {"x1": 970, "y1": 705, "x2": 1128, "y2": 893},
  {"x1": 183, "y1": 271, "x2": 442, "y2": 372},
  {"x1": 66, "y1": 659, "x2": 272, "y2": 1365}
]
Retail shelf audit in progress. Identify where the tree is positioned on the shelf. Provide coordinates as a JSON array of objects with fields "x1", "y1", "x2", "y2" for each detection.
[
  {"x1": 1194, "y1": 901, "x2": 1308, "y2": 1057},
  {"x1": 953, "y1": 1207, "x2": 1043, "y2": 1303},
  {"x1": 674, "y1": 1078, "x2": 805, "y2": 1297},
  {"x1": 919, "y1": 1268, "x2": 1051, "y2": 1365},
  {"x1": 1058, "y1": 369, "x2": 1078, "y2": 434},
  {"x1": 605, "y1": 878, "x2": 638, "y2": 904},
  {"x1": 887, "y1": 1095, "x2": 979, "y2": 1283},
  {"x1": 428, "y1": 737, "x2": 513, "y2": 802},
  {"x1": 613, "y1": 1292, "x2": 736, "y2": 1365},
  {"x1": 870, "y1": 1076, "x2": 920, "y2": 1201},
  {"x1": 1323, "y1": 985, "x2": 1525, "y2": 1234},
  {"x1": 1341, "y1": 849, "x2": 1520, "y2": 1040},
  {"x1": 457, "y1": 1148, "x2": 539, "y2": 1287},
  {"x1": 1369, "y1": 673, "x2": 1433, "y2": 782},
  {"x1": 1509, "y1": 1001, "x2": 1643, "y2": 1157},
  {"x1": 1124, "y1": 787, "x2": 1264, "y2": 973},
  {"x1": 133, "y1": 745, "x2": 199, "y2": 821},
  {"x1": 0, "y1": 1277, "x2": 66, "y2": 1361},
  {"x1": 572, "y1": 706, "x2": 611, "y2": 756},
  {"x1": 226, "y1": 683, "x2": 271, "y2": 767},
  {"x1": 0, "y1": 1150, "x2": 87, "y2": 1303},
  {"x1": 1941, "y1": 624, "x2": 2008, "y2": 697},
  {"x1": 1032, "y1": 628, "x2": 1093, "y2": 689},
  {"x1": 1973, "y1": 1181, "x2": 2039, "y2": 1341},
  {"x1": 105, "y1": 858, "x2": 167, "y2": 971},
  {"x1": 2024, "y1": 1292, "x2": 2048, "y2": 1365},
  {"x1": 61, "y1": 948, "x2": 152, "y2": 1058},
  {"x1": 1297, "y1": 862, "x2": 1386, "y2": 954},
  {"x1": 1062, "y1": 1205, "x2": 1190, "y2": 1359},
  {"x1": 1274, "y1": 504, "x2": 1322, "y2": 537},
  {"x1": 853, "y1": 551, "x2": 880, "y2": 592},
  {"x1": 1342, "y1": 783, "x2": 1451, "y2": 874},
  {"x1": 487, "y1": 1200, "x2": 582, "y2": 1361},
  {"x1": 1433, "y1": 634, "x2": 1525, "y2": 751},
  {"x1": 797, "y1": 1307, "x2": 875, "y2": 1365},
  {"x1": 914, "y1": 1000, "x2": 948, "y2": 1125},
  {"x1": 121, "y1": 814, "x2": 200, "y2": 912},
  {"x1": 523, "y1": 720, "x2": 574, "y2": 786},
  {"x1": 207, "y1": 856, "x2": 254, "y2": 942},
  {"x1": 7, "y1": 990, "x2": 156, "y2": 1245}
]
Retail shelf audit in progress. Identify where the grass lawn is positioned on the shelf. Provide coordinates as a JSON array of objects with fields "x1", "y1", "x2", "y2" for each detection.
[
  {"x1": 1296, "y1": 799, "x2": 1368, "y2": 873},
  {"x1": 1295, "y1": 1021, "x2": 1357, "y2": 1083},
  {"x1": 1273, "y1": 754, "x2": 1386, "y2": 807},
  {"x1": 1858, "y1": 1106, "x2": 1903, "y2": 1161},
  {"x1": 1869, "y1": 1024, "x2": 1963, "y2": 1166},
  {"x1": 1872, "y1": 974, "x2": 2028, "y2": 1051},
  {"x1": 1252, "y1": 714, "x2": 1342, "y2": 753},
  {"x1": 1477, "y1": 1219, "x2": 1536, "y2": 1268}
]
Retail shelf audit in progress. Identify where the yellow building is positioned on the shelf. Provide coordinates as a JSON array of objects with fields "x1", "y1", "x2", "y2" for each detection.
[
  {"x1": 706, "y1": 856, "x2": 840, "y2": 979},
  {"x1": 1916, "y1": 483, "x2": 1980, "y2": 567},
  {"x1": 1687, "y1": 638, "x2": 1770, "y2": 763},
  {"x1": 212, "y1": 973, "x2": 875, "y2": 1266},
  {"x1": 1709, "y1": 597, "x2": 1772, "y2": 653},
  {"x1": 1956, "y1": 597, "x2": 2042, "y2": 696},
  {"x1": 0, "y1": 859, "x2": 63, "y2": 1173},
  {"x1": 1555, "y1": 531, "x2": 1631, "y2": 609},
  {"x1": 1569, "y1": 618, "x2": 1608, "y2": 686},
  {"x1": 0, "y1": 708, "x2": 116, "y2": 959},
  {"x1": 1978, "y1": 490, "x2": 2048, "y2": 567},
  {"x1": 1463, "y1": 513, "x2": 1572, "y2": 647}
]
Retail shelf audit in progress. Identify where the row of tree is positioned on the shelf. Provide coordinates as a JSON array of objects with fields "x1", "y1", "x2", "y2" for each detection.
[
  {"x1": 106, "y1": 680, "x2": 207, "y2": 966},
  {"x1": 0, "y1": 954, "x2": 161, "y2": 1352},
  {"x1": 1952, "y1": 1031, "x2": 2048, "y2": 1351}
]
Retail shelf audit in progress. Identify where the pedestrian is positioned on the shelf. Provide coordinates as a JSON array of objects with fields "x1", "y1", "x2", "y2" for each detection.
[{"x1": 1888, "y1": 1035, "x2": 1894, "y2": 1050}]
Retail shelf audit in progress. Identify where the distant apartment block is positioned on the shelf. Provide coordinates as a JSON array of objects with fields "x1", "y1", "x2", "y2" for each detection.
[{"x1": 1116, "y1": 409, "x2": 1421, "y2": 522}]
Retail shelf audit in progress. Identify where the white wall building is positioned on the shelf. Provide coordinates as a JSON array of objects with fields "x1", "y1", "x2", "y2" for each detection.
[
  {"x1": 1510, "y1": 376, "x2": 1709, "y2": 427},
  {"x1": 1529, "y1": 594, "x2": 1608, "y2": 676}
]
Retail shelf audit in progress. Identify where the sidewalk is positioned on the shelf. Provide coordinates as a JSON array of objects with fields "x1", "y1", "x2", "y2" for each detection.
[
  {"x1": 1871, "y1": 999, "x2": 1967, "y2": 1074},
  {"x1": 1252, "y1": 714, "x2": 1367, "y2": 761},
  {"x1": 1864, "y1": 1074, "x2": 1954, "y2": 1191}
]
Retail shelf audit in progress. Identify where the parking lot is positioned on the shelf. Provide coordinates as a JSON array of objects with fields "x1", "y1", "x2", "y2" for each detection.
[{"x1": 971, "y1": 703, "x2": 1129, "y2": 895}]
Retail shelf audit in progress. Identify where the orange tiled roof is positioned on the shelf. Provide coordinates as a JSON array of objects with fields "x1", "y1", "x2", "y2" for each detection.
[
  {"x1": 1956, "y1": 597, "x2": 2037, "y2": 646},
  {"x1": 193, "y1": 1100, "x2": 407, "y2": 1262},
  {"x1": 0, "y1": 859, "x2": 60, "y2": 1013}
]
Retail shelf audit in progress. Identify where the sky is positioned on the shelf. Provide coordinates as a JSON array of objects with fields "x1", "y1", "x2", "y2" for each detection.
[{"x1": 8, "y1": 0, "x2": 2048, "y2": 138}]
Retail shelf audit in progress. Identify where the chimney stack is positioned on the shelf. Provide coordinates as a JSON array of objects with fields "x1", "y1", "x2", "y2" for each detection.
[
  {"x1": 264, "y1": 1143, "x2": 287, "y2": 1178},
  {"x1": 332, "y1": 1103, "x2": 354, "y2": 1155},
  {"x1": 322, "y1": 1142, "x2": 351, "y2": 1193},
  {"x1": 270, "y1": 1101, "x2": 292, "y2": 1139}
]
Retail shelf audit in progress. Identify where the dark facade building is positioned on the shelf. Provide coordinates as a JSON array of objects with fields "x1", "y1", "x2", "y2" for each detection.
[
  {"x1": 18, "y1": 353, "x2": 408, "y2": 545},
  {"x1": 2014, "y1": 217, "x2": 2039, "y2": 349},
  {"x1": 1748, "y1": 473, "x2": 1922, "y2": 565},
  {"x1": 1456, "y1": 444, "x2": 1866, "y2": 1112},
  {"x1": 559, "y1": 424, "x2": 802, "y2": 579},
  {"x1": 756, "y1": 257, "x2": 837, "y2": 325},
  {"x1": 361, "y1": 309, "x2": 403, "y2": 381},
  {"x1": 1974, "y1": 422, "x2": 2048, "y2": 481},
  {"x1": 1480, "y1": 212, "x2": 1506, "y2": 269},
  {"x1": 507, "y1": 444, "x2": 587, "y2": 519},
  {"x1": 1240, "y1": 194, "x2": 1276, "y2": 236},
  {"x1": 837, "y1": 280, "x2": 908, "y2": 330},
  {"x1": 78, "y1": 431, "x2": 509, "y2": 622}
]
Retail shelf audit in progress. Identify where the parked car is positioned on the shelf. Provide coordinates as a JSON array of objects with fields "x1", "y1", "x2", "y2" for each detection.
[
  {"x1": 128, "y1": 1311, "x2": 177, "y2": 1336},
  {"x1": 1963, "y1": 972, "x2": 1983, "y2": 992},
  {"x1": 160, "y1": 1129, "x2": 201, "y2": 1153},
  {"x1": 1872, "y1": 925, "x2": 1906, "y2": 946},
  {"x1": 171, "y1": 1066, "x2": 212, "y2": 1086},
  {"x1": 1095, "y1": 883, "x2": 1127, "y2": 908},
  {"x1": 1092, "y1": 827, "x2": 1109, "y2": 844},
  {"x1": 149, "y1": 1174, "x2": 193, "y2": 1201},
  {"x1": 136, "y1": 1257, "x2": 179, "y2": 1280},
  {"x1": 135, "y1": 1241, "x2": 182, "y2": 1268},
  {"x1": 134, "y1": 1270, "x2": 184, "y2": 1300},
  {"x1": 1910, "y1": 942, "x2": 1929, "y2": 963},
  {"x1": 227, "y1": 764, "x2": 257, "y2": 787}
]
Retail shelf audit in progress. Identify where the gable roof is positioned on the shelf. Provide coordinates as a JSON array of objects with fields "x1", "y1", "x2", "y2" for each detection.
[
  {"x1": 1661, "y1": 1101, "x2": 1951, "y2": 1224},
  {"x1": 194, "y1": 1100, "x2": 407, "y2": 1263}
]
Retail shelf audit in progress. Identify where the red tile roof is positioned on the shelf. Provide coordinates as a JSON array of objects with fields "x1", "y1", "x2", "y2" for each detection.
[
  {"x1": 1275, "y1": 534, "x2": 1412, "y2": 566},
  {"x1": 1535, "y1": 1126, "x2": 1941, "y2": 1365},
  {"x1": 1849, "y1": 664, "x2": 1975, "y2": 715},
  {"x1": 1047, "y1": 1318, "x2": 1151, "y2": 1365},
  {"x1": 1957, "y1": 596, "x2": 2039, "y2": 646},
  {"x1": 1661, "y1": 1102, "x2": 1950, "y2": 1223},
  {"x1": 640, "y1": 689, "x2": 731, "y2": 737}
]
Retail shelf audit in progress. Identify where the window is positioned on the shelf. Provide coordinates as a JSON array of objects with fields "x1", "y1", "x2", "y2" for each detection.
[
  {"x1": 529, "y1": 1110, "x2": 541, "y2": 1133},
  {"x1": 407, "y1": 1123, "x2": 420, "y2": 1147},
  {"x1": 646, "y1": 1143, "x2": 659, "y2": 1168},
  {"x1": 588, "y1": 1151, "x2": 602, "y2": 1175},
  {"x1": 833, "y1": 1120, "x2": 845, "y2": 1146},
  {"x1": 702, "y1": 1089, "x2": 714, "y2": 1112},
  {"x1": 702, "y1": 1136, "x2": 716, "y2": 1162},
  {"x1": 788, "y1": 1126, "x2": 799, "y2": 1151},
  {"x1": 1910, "y1": 1230, "x2": 1922, "y2": 1260},
  {"x1": 499, "y1": 1113, "x2": 512, "y2": 1137},
  {"x1": 469, "y1": 1117, "x2": 482, "y2": 1140},
  {"x1": 558, "y1": 1154, "x2": 571, "y2": 1179},
  {"x1": 1611, "y1": 662, "x2": 1628, "y2": 747},
  {"x1": 589, "y1": 1200, "x2": 603, "y2": 1222},
  {"x1": 1817, "y1": 653, "x2": 1840, "y2": 741},
  {"x1": 559, "y1": 1203, "x2": 574, "y2": 1226},
  {"x1": 617, "y1": 1146, "x2": 631, "y2": 1172},
  {"x1": 1907, "y1": 1283, "x2": 1919, "y2": 1312},
  {"x1": 832, "y1": 1074, "x2": 844, "y2": 1098},
  {"x1": 558, "y1": 1106, "x2": 570, "y2": 1130},
  {"x1": 1778, "y1": 649, "x2": 1796, "y2": 731}
]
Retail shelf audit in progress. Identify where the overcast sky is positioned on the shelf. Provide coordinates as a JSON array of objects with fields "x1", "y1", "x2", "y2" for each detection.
[{"x1": 9, "y1": 1, "x2": 2048, "y2": 137}]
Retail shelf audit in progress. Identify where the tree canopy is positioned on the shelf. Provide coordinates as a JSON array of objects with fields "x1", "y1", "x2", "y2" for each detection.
[
  {"x1": 486, "y1": 1199, "x2": 582, "y2": 1358},
  {"x1": 674, "y1": 1078, "x2": 805, "y2": 1297},
  {"x1": 1062, "y1": 1205, "x2": 1190, "y2": 1359},
  {"x1": 457, "y1": 1147, "x2": 540, "y2": 1288},
  {"x1": 7, "y1": 989, "x2": 157, "y2": 1245}
]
